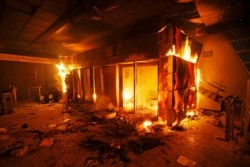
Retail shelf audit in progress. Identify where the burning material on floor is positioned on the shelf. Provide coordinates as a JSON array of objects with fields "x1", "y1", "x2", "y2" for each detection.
[{"x1": 76, "y1": 113, "x2": 171, "y2": 165}]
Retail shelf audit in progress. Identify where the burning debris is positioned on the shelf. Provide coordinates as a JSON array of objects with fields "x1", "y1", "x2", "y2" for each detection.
[{"x1": 0, "y1": 96, "x2": 191, "y2": 166}]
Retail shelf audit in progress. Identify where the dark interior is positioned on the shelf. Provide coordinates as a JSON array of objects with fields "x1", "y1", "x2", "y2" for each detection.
[{"x1": 0, "y1": 1, "x2": 250, "y2": 167}]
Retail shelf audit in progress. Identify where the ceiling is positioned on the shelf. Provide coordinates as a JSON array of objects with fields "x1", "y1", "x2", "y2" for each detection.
[{"x1": 0, "y1": 0, "x2": 249, "y2": 60}]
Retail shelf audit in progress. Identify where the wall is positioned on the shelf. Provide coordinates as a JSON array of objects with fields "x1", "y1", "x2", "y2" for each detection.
[
  {"x1": 76, "y1": 33, "x2": 159, "y2": 67},
  {"x1": 0, "y1": 61, "x2": 59, "y2": 99},
  {"x1": 197, "y1": 33, "x2": 249, "y2": 100}
]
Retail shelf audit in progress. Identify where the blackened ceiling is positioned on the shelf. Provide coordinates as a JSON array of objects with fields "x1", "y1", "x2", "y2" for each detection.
[{"x1": 0, "y1": 0, "x2": 249, "y2": 61}]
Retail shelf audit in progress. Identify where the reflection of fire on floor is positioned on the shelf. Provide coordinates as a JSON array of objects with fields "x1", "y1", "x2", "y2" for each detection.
[{"x1": 0, "y1": 100, "x2": 250, "y2": 167}]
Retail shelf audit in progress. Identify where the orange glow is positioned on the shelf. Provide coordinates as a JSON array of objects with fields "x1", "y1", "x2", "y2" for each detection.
[
  {"x1": 196, "y1": 69, "x2": 200, "y2": 90},
  {"x1": 143, "y1": 120, "x2": 152, "y2": 128},
  {"x1": 123, "y1": 91, "x2": 132, "y2": 100},
  {"x1": 166, "y1": 37, "x2": 198, "y2": 63},
  {"x1": 56, "y1": 63, "x2": 71, "y2": 93},
  {"x1": 93, "y1": 93, "x2": 97, "y2": 102},
  {"x1": 196, "y1": 68, "x2": 200, "y2": 109},
  {"x1": 123, "y1": 101, "x2": 134, "y2": 111},
  {"x1": 157, "y1": 117, "x2": 167, "y2": 125},
  {"x1": 186, "y1": 111, "x2": 196, "y2": 117},
  {"x1": 123, "y1": 91, "x2": 134, "y2": 111},
  {"x1": 56, "y1": 62, "x2": 80, "y2": 93},
  {"x1": 137, "y1": 120, "x2": 152, "y2": 132},
  {"x1": 172, "y1": 120, "x2": 178, "y2": 127}
]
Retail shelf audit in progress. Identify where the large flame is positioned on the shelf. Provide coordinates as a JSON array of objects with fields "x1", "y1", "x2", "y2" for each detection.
[
  {"x1": 166, "y1": 37, "x2": 201, "y2": 126},
  {"x1": 56, "y1": 63, "x2": 70, "y2": 93},
  {"x1": 56, "y1": 60, "x2": 80, "y2": 94},
  {"x1": 166, "y1": 37, "x2": 198, "y2": 63}
]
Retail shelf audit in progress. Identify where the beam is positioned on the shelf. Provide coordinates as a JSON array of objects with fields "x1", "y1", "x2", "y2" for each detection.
[{"x1": 0, "y1": 53, "x2": 57, "y2": 64}]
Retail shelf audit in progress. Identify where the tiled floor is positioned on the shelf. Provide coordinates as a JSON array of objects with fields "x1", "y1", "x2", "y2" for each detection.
[{"x1": 0, "y1": 100, "x2": 250, "y2": 167}]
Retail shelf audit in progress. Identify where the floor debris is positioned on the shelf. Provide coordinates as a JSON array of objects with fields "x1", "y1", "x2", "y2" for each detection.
[
  {"x1": 177, "y1": 155, "x2": 196, "y2": 167},
  {"x1": 39, "y1": 138, "x2": 55, "y2": 147},
  {"x1": 0, "y1": 100, "x2": 249, "y2": 167}
]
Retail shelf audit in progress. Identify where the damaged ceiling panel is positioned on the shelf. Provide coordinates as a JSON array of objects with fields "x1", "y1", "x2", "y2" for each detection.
[{"x1": 0, "y1": 0, "x2": 249, "y2": 59}]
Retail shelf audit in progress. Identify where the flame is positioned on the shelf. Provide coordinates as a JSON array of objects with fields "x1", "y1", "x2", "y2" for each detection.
[
  {"x1": 142, "y1": 120, "x2": 152, "y2": 132},
  {"x1": 186, "y1": 111, "x2": 196, "y2": 117},
  {"x1": 93, "y1": 93, "x2": 97, "y2": 102},
  {"x1": 56, "y1": 61, "x2": 80, "y2": 94},
  {"x1": 157, "y1": 117, "x2": 167, "y2": 125},
  {"x1": 143, "y1": 120, "x2": 152, "y2": 128},
  {"x1": 172, "y1": 120, "x2": 178, "y2": 127},
  {"x1": 166, "y1": 37, "x2": 198, "y2": 63},
  {"x1": 56, "y1": 63, "x2": 71, "y2": 93}
]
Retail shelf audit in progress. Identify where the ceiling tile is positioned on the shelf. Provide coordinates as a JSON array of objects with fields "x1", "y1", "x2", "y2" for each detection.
[{"x1": 35, "y1": 8, "x2": 59, "y2": 22}]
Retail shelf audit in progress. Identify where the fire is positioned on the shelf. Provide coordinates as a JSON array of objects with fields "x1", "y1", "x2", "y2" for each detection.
[
  {"x1": 93, "y1": 93, "x2": 97, "y2": 102},
  {"x1": 172, "y1": 120, "x2": 178, "y2": 127},
  {"x1": 166, "y1": 37, "x2": 198, "y2": 63},
  {"x1": 157, "y1": 117, "x2": 167, "y2": 125},
  {"x1": 186, "y1": 111, "x2": 196, "y2": 117},
  {"x1": 56, "y1": 60, "x2": 80, "y2": 94},
  {"x1": 137, "y1": 120, "x2": 152, "y2": 132},
  {"x1": 143, "y1": 120, "x2": 152, "y2": 128},
  {"x1": 123, "y1": 91, "x2": 132, "y2": 100},
  {"x1": 56, "y1": 63, "x2": 71, "y2": 93},
  {"x1": 123, "y1": 91, "x2": 134, "y2": 111}
]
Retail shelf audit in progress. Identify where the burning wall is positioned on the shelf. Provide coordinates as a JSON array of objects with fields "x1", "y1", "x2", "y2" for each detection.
[
  {"x1": 57, "y1": 24, "x2": 202, "y2": 126},
  {"x1": 120, "y1": 61, "x2": 158, "y2": 114},
  {"x1": 158, "y1": 24, "x2": 203, "y2": 126}
]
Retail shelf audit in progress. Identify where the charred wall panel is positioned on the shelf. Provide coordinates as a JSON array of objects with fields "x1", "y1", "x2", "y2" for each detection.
[
  {"x1": 0, "y1": 61, "x2": 57, "y2": 99},
  {"x1": 120, "y1": 64, "x2": 135, "y2": 112},
  {"x1": 103, "y1": 65, "x2": 117, "y2": 106},
  {"x1": 158, "y1": 24, "x2": 202, "y2": 126},
  {"x1": 136, "y1": 62, "x2": 158, "y2": 115},
  {"x1": 82, "y1": 68, "x2": 93, "y2": 101},
  {"x1": 76, "y1": 33, "x2": 158, "y2": 67},
  {"x1": 94, "y1": 67, "x2": 103, "y2": 96}
]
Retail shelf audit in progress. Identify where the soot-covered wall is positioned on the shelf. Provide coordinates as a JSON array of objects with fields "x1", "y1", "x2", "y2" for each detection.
[{"x1": 0, "y1": 61, "x2": 59, "y2": 99}]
